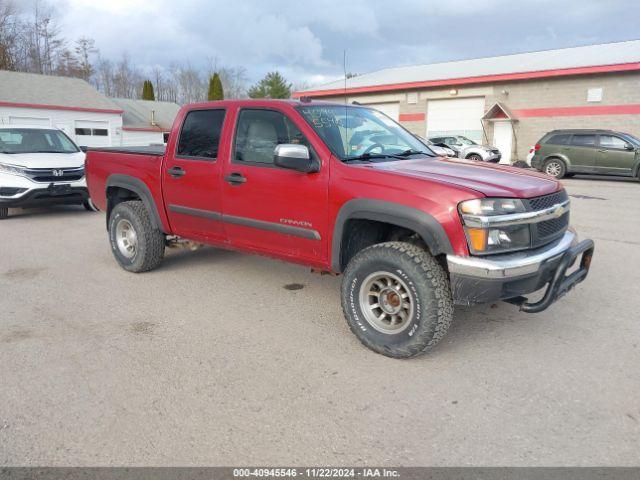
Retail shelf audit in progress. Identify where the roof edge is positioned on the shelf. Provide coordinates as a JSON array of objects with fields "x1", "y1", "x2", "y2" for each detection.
[
  {"x1": 0, "y1": 100, "x2": 123, "y2": 115},
  {"x1": 293, "y1": 62, "x2": 640, "y2": 98}
]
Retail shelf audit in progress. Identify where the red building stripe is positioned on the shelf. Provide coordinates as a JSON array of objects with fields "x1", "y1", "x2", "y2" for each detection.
[
  {"x1": 513, "y1": 104, "x2": 640, "y2": 117},
  {"x1": 122, "y1": 126, "x2": 167, "y2": 132},
  {"x1": 0, "y1": 101, "x2": 123, "y2": 115},
  {"x1": 398, "y1": 113, "x2": 425, "y2": 121},
  {"x1": 293, "y1": 62, "x2": 640, "y2": 98}
]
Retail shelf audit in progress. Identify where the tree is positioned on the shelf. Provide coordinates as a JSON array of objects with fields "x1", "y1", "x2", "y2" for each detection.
[
  {"x1": 74, "y1": 37, "x2": 97, "y2": 81},
  {"x1": 141, "y1": 79, "x2": 155, "y2": 100},
  {"x1": 247, "y1": 71, "x2": 291, "y2": 99},
  {"x1": 207, "y1": 72, "x2": 223, "y2": 100}
]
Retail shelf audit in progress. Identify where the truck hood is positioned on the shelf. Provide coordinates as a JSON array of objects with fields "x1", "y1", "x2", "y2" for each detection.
[
  {"x1": 0, "y1": 151, "x2": 85, "y2": 169},
  {"x1": 365, "y1": 156, "x2": 560, "y2": 198}
]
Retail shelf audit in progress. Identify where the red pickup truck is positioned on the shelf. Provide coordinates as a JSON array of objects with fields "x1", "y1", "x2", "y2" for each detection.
[{"x1": 86, "y1": 99, "x2": 594, "y2": 358}]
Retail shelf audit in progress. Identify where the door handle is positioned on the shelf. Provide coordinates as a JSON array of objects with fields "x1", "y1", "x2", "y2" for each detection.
[
  {"x1": 167, "y1": 166, "x2": 186, "y2": 178},
  {"x1": 224, "y1": 172, "x2": 247, "y2": 185}
]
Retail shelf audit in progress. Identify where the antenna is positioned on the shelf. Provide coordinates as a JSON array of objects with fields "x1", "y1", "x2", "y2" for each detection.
[
  {"x1": 343, "y1": 49, "x2": 348, "y2": 156},
  {"x1": 343, "y1": 49, "x2": 347, "y2": 104}
]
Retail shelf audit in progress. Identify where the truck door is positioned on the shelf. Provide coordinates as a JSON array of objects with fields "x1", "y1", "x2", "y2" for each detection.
[
  {"x1": 595, "y1": 134, "x2": 637, "y2": 175},
  {"x1": 162, "y1": 108, "x2": 228, "y2": 242},
  {"x1": 221, "y1": 107, "x2": 328, "y2": 264}
]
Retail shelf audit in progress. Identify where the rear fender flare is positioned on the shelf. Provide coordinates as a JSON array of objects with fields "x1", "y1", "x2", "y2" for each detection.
[
  {"x1": 105, "y1": 174, "x2": 166, "y2": 233},
  {"x1": 331, "y1": 199, "x2": 453, "y2": 272}
]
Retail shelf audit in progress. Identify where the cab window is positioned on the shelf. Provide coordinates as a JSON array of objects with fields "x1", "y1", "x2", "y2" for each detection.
[{"x1": 234, "y1": 109, "x2": 311, "y2": 165}]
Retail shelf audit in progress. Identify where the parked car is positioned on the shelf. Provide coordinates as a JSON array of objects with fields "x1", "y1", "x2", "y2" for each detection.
[
  {"x1": 429, "y1": 135, "x2": 501, "y2": 163},
  {"x1": 526, "y1": 146, "x2": 536, "y2": 166},
  {"x1": 531, "y1": 129, "x2": 640, "y2": 179},
  {"x1": 86, "y1": 100, "x2": 594, "y2": 358},
  {"x1": 0, "y1": 125, "x2": 98, "y2": 219},
  {"x1": 413, "y1": 135, "x2": 456, "y2": 157}
]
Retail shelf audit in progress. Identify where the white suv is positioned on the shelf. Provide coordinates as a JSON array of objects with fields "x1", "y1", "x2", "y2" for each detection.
[{"x1": 0, "y1": 125, "x2": 97, "y2": 219}]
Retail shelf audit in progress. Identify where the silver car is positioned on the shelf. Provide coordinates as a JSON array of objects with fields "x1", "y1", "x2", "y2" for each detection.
[
  {"x1": 429, "y1": 135, "x2": 501, "y2": 163},
  {"x1": 414, "y1": 135, "x2": 456, "y2": 157}
]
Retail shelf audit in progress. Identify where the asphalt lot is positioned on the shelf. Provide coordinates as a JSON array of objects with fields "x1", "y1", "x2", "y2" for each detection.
[{"x1": 1, "y1": 175, "x2": 639, "y2": 466}]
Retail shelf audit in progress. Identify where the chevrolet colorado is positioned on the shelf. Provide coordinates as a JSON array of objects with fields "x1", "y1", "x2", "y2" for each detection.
[{"x1": 86, "y1": 100, "x2": 594, "y2": 358}]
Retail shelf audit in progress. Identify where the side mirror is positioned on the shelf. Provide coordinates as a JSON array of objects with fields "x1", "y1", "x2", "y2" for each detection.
[
  {"x1": 79, "y1": 146, "x2": 88, "y2": 153},
  {"x1": 625, "y1": 144, "x2": 635, "y2": 151},
  {"x1": 273, "y1": 144, "x2": 319, "y2": 173}
]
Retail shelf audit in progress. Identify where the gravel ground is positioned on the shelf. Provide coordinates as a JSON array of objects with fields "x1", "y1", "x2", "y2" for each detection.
[{"x1": 0, "y1": 176, "x2": 638, "y2": 466}]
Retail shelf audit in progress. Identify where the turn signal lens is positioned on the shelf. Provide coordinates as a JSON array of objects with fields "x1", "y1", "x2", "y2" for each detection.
[{"x1": 466, "y1": 228, "x2": 487, "y2": 252}]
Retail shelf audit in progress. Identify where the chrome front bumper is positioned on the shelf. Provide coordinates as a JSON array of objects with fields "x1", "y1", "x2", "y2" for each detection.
[{"x1": 446, "y1": 230, "x2": 594, "y2": 311}]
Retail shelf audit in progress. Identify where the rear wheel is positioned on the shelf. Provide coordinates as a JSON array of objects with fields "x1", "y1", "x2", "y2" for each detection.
[
  {"x1": 543, "y1": 158, "x2": 566, "y2": 179},
  {"x1": 108, "y1": 201, "x2": 165, "y2": 272},
  {"x1": 341, "y1": 242, "x2": 454, "y2": 358},
  {"x1": 0, "y1": 207, "x2": 8, "y2": 219}
]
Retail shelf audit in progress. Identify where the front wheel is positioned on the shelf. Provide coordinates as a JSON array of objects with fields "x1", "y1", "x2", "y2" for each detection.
[
  {"x1": 0, "y1": 207, "x2": 8, "y2": 219},
  {"x1": 341, "y1": 242, "x2": 454, "y2": 358},
  {"x1": 108, "y1": 201, "x2": 165, "y2": 273},
  {"x1": 467, "y1": 153, "x2": 483, "y2": 162}
]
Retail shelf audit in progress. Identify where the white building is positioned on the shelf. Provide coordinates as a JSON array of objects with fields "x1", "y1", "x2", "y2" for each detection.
[
  {"x1": 0, "y1": 70, "x2": 123, "y2": 147},
  {"x1": 111, "y1": 98, "x2": 180, "y2": 146},
  {"x1": 0, "y1": 70, "x2": 180, "y2": 148}
]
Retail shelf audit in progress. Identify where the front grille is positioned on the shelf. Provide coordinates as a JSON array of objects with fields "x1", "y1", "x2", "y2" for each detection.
[
  {"x1": 527, "y1": 189, "x2": 568, "y2": 211},
  {"x1": 536, "y1": 212, "x2": 569, "y2": 239},
  {"x1": 24, "y1": 167, "x2": 84, "y2": 183},
  {"x1": 525, "y1": 190, "x2": 570, "y2": 247}
]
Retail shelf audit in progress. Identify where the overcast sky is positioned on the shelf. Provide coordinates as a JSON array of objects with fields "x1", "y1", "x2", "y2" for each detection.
[{"x1": 58, "y1": 0, "x2": 640, "y2": 88}]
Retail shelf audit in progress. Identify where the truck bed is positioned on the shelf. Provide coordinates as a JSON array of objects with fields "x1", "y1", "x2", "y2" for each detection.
[{"x1": 88, "y1": 145, "x2": 165, "y2": 156}]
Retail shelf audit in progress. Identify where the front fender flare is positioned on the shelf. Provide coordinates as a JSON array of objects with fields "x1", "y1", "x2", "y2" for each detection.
[{"x1": 331, "y1": 199, "x2": 454, "y2": 272}]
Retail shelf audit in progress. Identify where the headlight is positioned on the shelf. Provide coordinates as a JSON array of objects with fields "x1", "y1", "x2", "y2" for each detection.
[
  {"x1": 0, "y1": 162, "x2": 27, "y2": 176},
  {"x1": 459, "y1": 198, "x2": 531, "y2": 254}
]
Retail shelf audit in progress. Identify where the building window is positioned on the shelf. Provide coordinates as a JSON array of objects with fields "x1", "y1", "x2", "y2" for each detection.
[
  {"x1": 75, "y1": 128, "x2": 108, "y2": 136},
  {"x1": 587, "y1": 88, "x2": 603, "y2": 103}
]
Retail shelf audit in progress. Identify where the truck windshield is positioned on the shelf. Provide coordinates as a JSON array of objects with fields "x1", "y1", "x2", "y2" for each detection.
[
  {"x1": 297, "y1": 105, "x2": 433, "y2": 161},
  {"x1": 0, "y1": 128, "x2": 79, "y2": 154}
]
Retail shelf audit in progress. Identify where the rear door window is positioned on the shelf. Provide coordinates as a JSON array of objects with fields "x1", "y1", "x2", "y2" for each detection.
[
  {"x1": 571, "y1": 134, "x2": 596, "y2": 147},
  {"x1": 177, "y1": 109, "x2": 226, "y2": 160}
]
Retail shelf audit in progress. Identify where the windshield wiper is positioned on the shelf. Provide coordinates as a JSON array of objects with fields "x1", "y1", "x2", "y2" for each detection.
[
  {"x1": 33, "y1": 150, "x2": 69, "y2": 154},
  {"x1": 0, "y1": 151, "x2": 18, "y2": 154},
  {"x1": 343, "y1": 152, "x2": 405, "y2": 163},
  {"x1": 398, "y1": 149, "x2": 435, "y2": 157}
]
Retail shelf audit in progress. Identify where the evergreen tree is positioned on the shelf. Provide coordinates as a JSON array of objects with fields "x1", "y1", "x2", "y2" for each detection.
[
  {"x1": 207, "y1": 73, "x2": 224, "y2": 100},
  {"x1": 141, "y1": 80, "x2": 155, "y2": 100},
  {"x1": 247, "y1": 71, "x2": 291, "y2": 99}
]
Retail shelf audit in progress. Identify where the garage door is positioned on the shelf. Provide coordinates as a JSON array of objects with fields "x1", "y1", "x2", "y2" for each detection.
[
  {"x1": 363, "y1": 102, "x2": 399, "y2": 122},
  {"x1": 426, "y1": 97, "x2": 485, "y2": 143},
  {"x1": 74, "y1": 120, "x2": 111, "y2": 147},
  {"x1": 9, "y1": 116, "x2": 51, "y2": 126}
]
